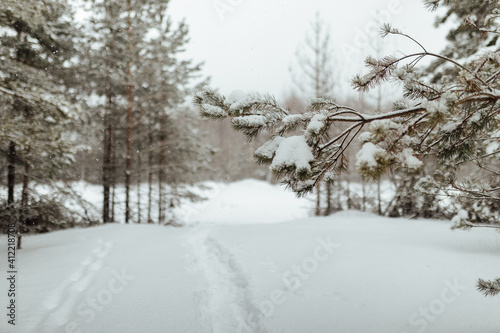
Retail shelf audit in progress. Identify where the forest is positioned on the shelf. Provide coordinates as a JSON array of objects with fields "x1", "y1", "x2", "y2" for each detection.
[{"x1": 1, "y1": 0, "x2": 500, "y2": 332}]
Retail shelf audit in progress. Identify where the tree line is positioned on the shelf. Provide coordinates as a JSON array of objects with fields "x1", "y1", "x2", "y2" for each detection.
[{"x1": 0, "y1": 0, "x2": 211, "y2": 247}]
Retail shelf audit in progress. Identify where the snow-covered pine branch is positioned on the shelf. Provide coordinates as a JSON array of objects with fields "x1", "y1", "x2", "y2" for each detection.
[
  {"x1": 193, "y1": 2, "x2": 500, "y2": 297},
  {"x1": 194, "y1": 85, "x2": 428, "y2": 195},
  {"x1": 194, "y1": 4, "x2": 499, "y2": 228}
]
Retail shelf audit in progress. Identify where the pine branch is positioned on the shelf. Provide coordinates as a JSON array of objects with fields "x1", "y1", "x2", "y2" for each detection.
[
  {"x1": 354, "y1": 51, "x2": 480, "y2": 93},
  {"x1": 477, "y1": 278, "x2": 500, "y2": 297},
  {"x1": 232, "y1": 93, "x2": 289, "y2": 118},
  {"x1": 380, "y1": 23, "x2": 427, "y2": 53}
]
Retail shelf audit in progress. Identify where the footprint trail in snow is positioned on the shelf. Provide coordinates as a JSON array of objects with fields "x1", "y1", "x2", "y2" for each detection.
[
  {"x1": 188, "y1": 226, "x2": 268, "y2": 333},
  {"x1": 32, "y1": 240, "x2": 114, "y2": 332}
]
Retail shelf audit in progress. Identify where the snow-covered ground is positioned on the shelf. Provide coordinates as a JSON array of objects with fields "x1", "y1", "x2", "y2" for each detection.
[{"x1": 1, "y1": 179, "x2": 500, "y2": 333}]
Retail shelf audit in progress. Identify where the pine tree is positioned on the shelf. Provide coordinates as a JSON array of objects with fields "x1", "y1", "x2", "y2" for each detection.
[
  {"x1": 427, "y1": 0, "x2": 499, "y2": 83},
  {"x1": 290, "y1": 12, "x2": 337, "y2": 215},
  {"x1": 81, "y1": 0, "x2": 206, "y2": 224},
  {"x1": 0, "y1": 0, "x2": 79, "y2": 247},
  {"x1": 83, "y1": 0, "x2": 161, "y2": 223},
  {"x1": 194, "y1": 2, "x2": 500, "y2": 296},
  {"x1": 81, "y1": 0, "x2": 128, "y2": 223}
]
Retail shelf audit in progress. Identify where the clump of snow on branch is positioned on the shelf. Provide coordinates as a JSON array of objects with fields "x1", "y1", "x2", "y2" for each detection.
[
  {"x1": 228, "y1": 89, "x2": 251, "y2": 112},
  {"x1": 271, "y1": 136, "x2": 314, "y2": 178},
  {"x1": 485, "y1": 131, "x2": 499, "y2": 154},
  {"x1": 451, "y1": 209, "x2": 473, "y2": 230},
  {"x1": 231, "y1": 115, "x2": 267, "y2": 128},
  {"x1": 255, "y1": 136, "x2": 285, "y2": 162},
  {"x1": 399, "y1": 148, "x2": 423, "y2": 170},
  {"x1": 282, "y1": 114, "x2": 303, "y2": 126},
  {"x1": 358, "y1": 131, "x2": 372, "y2": 143},
  {"x1": 355, "y1": 142, "x2": 389, "y2": 177},
  {"x1": 306, "y1": 114, "x2": 327, "y2": 135},
  {"x1": 200, "y1": 103, "x2": 228, "y2": 118},
  {"x1": 367, "y1": 119, "x2": 400, "y2": 143},
  {"x1": 441, "y1": 121, "x2": 461, "y2": 133},
  {"x1": 280, "y1": 114, "x2": 305, "y2": 132},
  {"x1": 356, "y1": 143, "x2": 386, "y2": 168},
  {"x1": 423, "y1": 97, "x2": 448, "y2": 115},
  {"x1": 228, "y1": 89, "x2": 248, "y2": 103}
]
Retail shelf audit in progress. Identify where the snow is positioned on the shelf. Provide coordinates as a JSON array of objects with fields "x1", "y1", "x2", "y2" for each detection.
[
  {"x1": 400, "y1": 148, "x2": 423, "y2": 170},
  {"x1": 441, "y1": 121, "x2": 460, "y2": 133},
  {"x1": 486, "y1": 141, "x2": 499, "y2": 155},
  {"x1": 424, "y1": 92, "x2": 457, "y2": 116},
  {"x1": 358, "y1": 131, "x2": 372, "y2": 142},
  {"x1": 368, "y1": 119, "x2": 398, "y2": 133},
  {"x1": 232, "y1": 115, "x2": 267, "y2": 127},
  {"x1": 255, "y1": 136, "x2": 285, "y2": 160},
  {"x1": 470, "y1": 112, "x2": 482, "y2": 123},
  {"x1": 2, "y1": 179, "x2": 500, "y2": 333},
  {"x1": 201, "y1": 103, "x2": 228, "y2": 117},
  {"x1": 451, "y1": 209, "x2": 469, "y2": 227},
  {"x1": 185, "y1": 179, "x2": 310, "y2": 224},
  {"x1": 356, "y1": 142, "x2": 387, "y2": 168},
  {"x1": 228, "y1": 89, "x2": 254, "y2": 113},
  {"x1": 271, "y1": 136, "x2": 314, "y2": 175},
  {"x1": 281, "y1": 114, "x2": 303, "y2": 127},
  {"x1": 228, "y1": 89, "x2": 248, "y2": 104},
  {"x1": 306, "y1": 114, "x2": 326, "y2": 135}
]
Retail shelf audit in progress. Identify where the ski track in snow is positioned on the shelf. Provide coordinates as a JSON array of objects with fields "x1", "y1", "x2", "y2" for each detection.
[
  {"x1": 32, "y1": 239, "x2": 114, "y2": 333},
  {"x1": 188, "y1": 225, "x2": 268, "y2": 333}
]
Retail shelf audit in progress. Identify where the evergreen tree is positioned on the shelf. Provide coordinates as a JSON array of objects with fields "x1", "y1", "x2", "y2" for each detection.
[
  {"x1": 81, "y1": 0, "x2": 206, "y2": 224},
  {"x1": 290, "y1": 12, "x2": 337, "y2": 215},
  {"x1": 133, "y1": 15, "x2": 206, "y2": 224},
  {"x1": 81, "y1": 0, "x2": 130, "y2": 223},
  {"x1": 0, "y1": 0, "x2": 80, "y2": 247},
  {"x1": 83, "y1": 0, "x2": 159, "y2": 223},
  {"x1": 427, "y1": 0, "x2": 499, "y2": 83}
]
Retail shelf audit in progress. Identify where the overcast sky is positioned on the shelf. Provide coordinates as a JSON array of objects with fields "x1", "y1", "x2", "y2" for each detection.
[{"x1": 168, "y1": 0, "x2": 452, "y2": 100}]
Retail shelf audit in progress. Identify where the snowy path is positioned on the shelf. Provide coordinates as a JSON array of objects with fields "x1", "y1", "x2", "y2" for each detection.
[
  {"x1": 181, "y1": 179, "x2": 314, "y2": 332},
  {"x1": 2, "y1": 215, "x2": 500, "y2": 333},
  {"x1": 187, "y1": 225, "x2": 267, "y2": 332},
  {"x1": 1, "y1": 225, "x2": 204, "y2": 333},
  {"x1": 1, "y1": 180, "x2": 500, "y2": 333},
  {"x1": 34, "y1": 240, "x2": 114, "y2": 332}
]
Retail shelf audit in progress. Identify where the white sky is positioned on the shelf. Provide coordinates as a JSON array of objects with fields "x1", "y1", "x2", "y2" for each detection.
[{"x1": 168, "y1": 0, "x2": 453, "y2": 100}]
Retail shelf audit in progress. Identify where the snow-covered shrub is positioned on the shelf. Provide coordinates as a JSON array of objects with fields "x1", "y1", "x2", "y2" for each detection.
[{"x1": 0, "y1": 196, "x2": 98, "y2": 235}]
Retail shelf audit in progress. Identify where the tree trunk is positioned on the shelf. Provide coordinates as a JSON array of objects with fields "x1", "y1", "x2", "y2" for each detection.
[
  {"x1": 102, "y1": 113, "x2": 112, "y2": 223},
  {"x1": 147, "y1": 126, "x2": 153, "y2": 223},
  {"x1": 18, "y1": 153, "x2": 30, "y2": 250},
  {"x1": 102, "y1": 1, "x2": 115, "y2": 224},
  {"x1": 377, "y1": 178, "x2": 382, "y2": 215},
  {"x1": 110, "y1": 126, "x2": 116, "y2": 223},
  {"x1": 346, "y1": 177, "x2": 352, "y2": 210},
  {"x1": 158, "y1": 116, "x2": 166, "y2": 224},
  {"x1": 124, "y1": 0, "x2": 133, "y2": 224},
  {"x1": 325, "y1": 182, "x2": 332, "y2": 216},
  {"x1": 339, "y1": 175, "x2": 343, "y2": 210},
  {"x1": 111, "y1": 183, "x2": 116, "y2": 222},
  {"x1": 136, "y1": 151, "x2": 142, "y2": 224},
  {"x1": 315, "y1": 183, "x2": 321, "y2": 216},
  {"x1": 7, "y1": 141, "x2": 16, "y2": 207},
  {"x1": 362, "y1": 176, "x2": 366, "y2": 212},
  {"x1": 125, "y1": 84, "x2": 133, "y2": 223}
]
